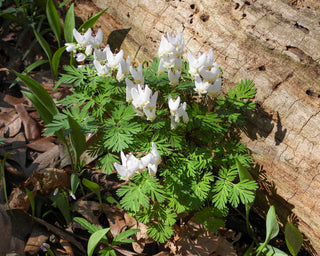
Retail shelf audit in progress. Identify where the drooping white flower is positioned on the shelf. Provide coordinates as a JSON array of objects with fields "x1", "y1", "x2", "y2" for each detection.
[
  {"x1": 94, "y1": 48, "x2": 107, "y2": 63},
  {"x1": 168, "y1": 95, "x2": 180, "y2": 115},
  {"x1": 158, "y1": 58, "x2": 166, "y2": 75},
  {"x1": 143, "y1": 91, "x2": 158, "y2": 121},
  {"x1": 65, "y1": 43, "x2": 75, "y2": 52},
  {"x1": 138, "y1": 153, "x2": 153, "y2": 171},
  {"x1": 93, "y1": 60, "x2": 110, "y2": 77},
  {"x1": 105, "y1": 45, "x2": 124, "y2": 69},
  {"x1": 207, "y1": 77, "x2": 222, "y2": 97},
  {"x1": 89, "y1": 28, "x2": 103, "y2": 49},
  {"x1": 168, "y1": 69, "x2": 181, "y2": 86},
  {"x1": 199, "y1": 63, "x2": 220, "y2": 82},
  {"x1": 158, "y1": 35, "x2": 176, "y2": 58},
  {"x1": 148, "y1": 163, "x2": 158, "y2": 177},
  {"x1": 194, "y1": 75, "x2": 211, "y2": 94},
  {"x1": 125, "y1": 78, "x2": 137, "y2": 103},
  {"x1": 166, "y1": 31, "x2": 184, "y2": 57},
  {"x1": 131, "y1": 84, "x2": 152, "y2": 109},
  {"x1": 73, "y1": 28, "x2": 92, "y2": 48},
  {"x1": 76, "y1": 53, "x2": 86, "y2": 62},
  {"x1": 116, "y1": 56, "x2": 131, "y2": 81},
  {"x1": 114, "y1": 152, "x2": 140, "y2": 181},
  {"x1": 130, "y1": 63, "x2": 144, "y2": 85},
  {"x1": 204, "y1": 48, "x2": 214, "y2": 69},
  {"x1": 150, "y1": 142, "x2": 161, "y2": 165},
  {"x1": 175, "y1": 102, "x2": 189, "y2": 123},
  {"x1": 188, "y1": 51, "x2": 207, "y2": 76}
]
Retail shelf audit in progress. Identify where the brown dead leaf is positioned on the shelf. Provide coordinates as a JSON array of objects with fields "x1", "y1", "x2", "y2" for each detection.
[
  {"x1": 60, "y1": 238, "x2": 74, "y2": 256},
  {"x1": 0, "y1": 205, "x2": 12, "y2": 255},
  {"x1": 31, "y1": 168, "x2": 71, "y2": 194},
  {"x1": 9, "y1": 187, "x2": 31, "y2": 211},
  {"x1": 3, "y1": 132, "x2": 27, "y2": 171},
  {"x1": 0, "y1": 109, "x2": 21, "y2": 137},
  {"x1": 74, "y1": 200, "x2": 101, "y2": 224},
  {"x1": 167, "y1": 219, "x2": 237, "y2": 256},
  {"x1": 26, "y1": 136, "x2": 57, "y2": 152},
  {"x1": 15, "y1": 103, "x2": 41, "y2": 141},
  {"x1": 24, "y1": 224, "x2": 50, "y2": 255},
  {"x1": 25, "y1": 145, "x2": 60, "y2": 177},
  {"x1": 103, "y1": 204, "x2": 126, "y2": 237}
]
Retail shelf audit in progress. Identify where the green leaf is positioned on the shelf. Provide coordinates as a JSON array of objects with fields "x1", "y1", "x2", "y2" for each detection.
[
  {"x1": 52, "y1": 46, "x2": 67, "y2": 78},
  {"x1": 82, "y1": 178, "x2": 102, "y2": 205},
  {"x1": 74, "y1": 217, "x2": 99, "y2": 234},
  {"x1": 51, "y1": 193, "x2": 71, "y2": 224},
  {"x1": 112, "y1": 229, "x2": 140, "y2": 245},
  {"x1": 87, "y1": 228, "x2": 110, "y2": 256},
  {"x1": 256, "y1": 244, "x2": 289, "y2": 256},
  {"x1": 265, "y1": 205, "x2": 279, "y2": 244},
  {"x1": 285, "y1": 222, "x2": 303, "y2": 256},
  {"x1": 71, "y1": 173, "x2": 80, "y2": 195},
  {"x1": 13, "y1": 71, "x2": 58, "y2": 121},
  {"x1": 79, "y1": 7, "x2": 108, "y2": 31},
  {"x1": 33, "y1": 28, "x2": 52, "y2": 63},
  {"x1": 58, "y1": 0, "x2": 71, "y2": 8},
  {"x1": 25, "y1": 188, "x2": 35, "y2": 217},
  {"x1": 46, "y1": 0, "x2": 61, "y2": 47},
  {"x1": 67, "y1": 115, "x2": 86, "y2": 166},
  {"x1": 64, "y1": 3, "x2": 75, "y2": 43}
]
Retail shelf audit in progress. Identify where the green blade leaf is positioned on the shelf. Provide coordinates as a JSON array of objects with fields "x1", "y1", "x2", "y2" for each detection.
[
  {"x1": 64, "y1": 3, "x2": 75, "y2": 43},
  {"x1": 52, "y1": 46, "x2": 67, "y2": 78},
  {"x1": 33, "y1": 28, "x2": 52, "y2": 62},
  {"x1": 67, "y1": 115, "x2": 86, "y2": 165},
  {"x1": 79, "y1": 7, "x2": 108, "y2": 31},
  {"x1": 74, "y1": 217, "x2": 99, "y2": 234},
  {"x1": 265, "y1": 205, "x2": 279, "y2": 244},
  {"x1": 285, "y1": 222, "x2": 303, "y2": 256},
  {"x1": 87, "y1": 228, "x2": 110, "y2": 256},
  {"x1": 46, "y1": 0, "x2": 61, "y2": 47},
  {"x1": 82, "y1": 178, "x2": 102, "y2": 205},
  {"x1": 112, "y1": 229, "x2": 140, "y2": 245},
  {"x1": 13, "y1": 71, "x2": 58, "y2": 121},
  {"x1": 71, "y1": 173, "x2": 80, "y2": 195},
  {"x1": 25, "y1": 187, "x2": 35, "y2": 217}
]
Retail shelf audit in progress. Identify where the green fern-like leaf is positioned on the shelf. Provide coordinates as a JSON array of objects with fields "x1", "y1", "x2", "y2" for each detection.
[
  {"x1": 147, "y1": 222, "x2": 174, "y2": 243},
  {"x1": 212, "y1": 179, "x2": 233, "y2": 210},
  {"x1": 229, "y1": 179, "x2": 258, "y2": 207}
]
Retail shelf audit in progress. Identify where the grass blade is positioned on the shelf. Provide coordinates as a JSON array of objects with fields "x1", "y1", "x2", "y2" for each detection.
[
  {"x1": 64, "y1": 3, "x2": 75, "y2": 43},
  {"x1": 33, "y1": 28, "x2": 52, "y2": 63},
  {"x1": 79, "y1": 7, "x2": 108, "y2": 31},
  {"x1": 52, "y1": 46, "x2": 67, "y2": 78},
  {"x1": 46, "y1": 0, "x2": 61, "y2": 47}
]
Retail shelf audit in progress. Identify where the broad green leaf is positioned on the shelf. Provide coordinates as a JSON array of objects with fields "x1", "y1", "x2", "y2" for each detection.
[
  {"x1": 236, "y1": 158, "x2": 254, "y2": 181},
  {"x1": 67, "y1": 115, "x2": 86, "y2": 165},
  {"x1": 13, "y1": 72, "x2": 58, "y2": 119},
  {"x1": 285, "y1": 222, "x2": 303, "y2": 256},
  {"x1": 33, "y1": 28, "x2": 52, "y2": 63},
  {"x1": 51, "y1": 193, "x2": 71, "y2": 224},
  {"x1": 79, "y1": 7, "x2": 108, "y2": 31},
  {"x1": 64, "y1": 3, "x2": 75, "y2": 43},
  {"x1": 257, "y1": 244, "x2": 288, "y2": 256},
  {"x1": 265, "y1": 205, "x2": 279, "y2": 244},
  {"x1": 52, "y1": 46, "x2": 67, "y2": 78},
  {"x1": 46, "y1": 0, "x2": 61, "y2": 47},
  {"x1": 87, "y1": 228, "x2": 110, "y2": 256}
]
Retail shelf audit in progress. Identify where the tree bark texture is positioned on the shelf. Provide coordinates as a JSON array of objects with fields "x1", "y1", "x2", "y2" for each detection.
[{"x1": 75, "y1": 0, "x2": 320, "y2": 254}]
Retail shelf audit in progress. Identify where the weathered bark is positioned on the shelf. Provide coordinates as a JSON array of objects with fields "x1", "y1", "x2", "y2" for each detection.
[{"x1": 75, "y1": 0, "x2": 320, "y2": 254}]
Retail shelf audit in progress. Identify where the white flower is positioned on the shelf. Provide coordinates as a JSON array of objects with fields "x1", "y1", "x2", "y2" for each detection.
[
  {"x1": 194, "y1": 75, "x2": 211, "y2": 94},
  {"x1": 150, "y1": 142, "x2": 161, "y2": 165},
  {"x1": 199, "y1": 63, "x2": 220, "y2": 82},
  {"x1": 166, "y1": 31, "x2": 184, "y2": 57},
  {"x1": 94, "y1": 48, "x2": 107, "y2": 63},
  {"x1": 76, "y1": 53, "x2": 86, "y2": 62},
  {"x1": 175, "y1": 102, "x2": 189, "y2": 123},
  {"x1": 158, "y1": 58, "x2": 166, "y2": 75},
  {"x1": 131, "y1": 84, "x2": 152, "y2": 109},
  {"x1": 138, "y1": 153, "x2": 153, "y2": 171},
  {"x1": 188, "y1": 51, "x2": 207, "y2": 76},
  {"x1": 148, "y1": 163, "x2": 158, "y2": 177},
  {"x1": 143, "y1": 91, "x2": 158, "y2": 121},
  {"x1": 168, "y1": 95, "x2": 180, "y2": 115},
  {"x1": 93, "y1": 60, "x2": 110, "y2": 77},
  {"x1": 114, "y1": 152, "x2": 140, "y2": 181},
  {"x1": 130, "y1": 63, "x2": 144, "y2": 85},
  {"x1": 204, "y1": 48, "x2": 214, "y2": 69},
  {"x1": 207, "y1": 77, "x2": 222, "y2": 97},
  {"x1": 105, "y1": 45, "x2": 124, "y2": 69},
  {"x1": 73, "y1": 28, "x2": 92, "y2": 48},
  {"x1": 65, "y1": 43, "x2": 75, "y2": 52},
  {"x1": 116, "y1": 56, "x2": 131, "y2": 81},
  {"x1": 125, "y1": 78, "x2": 137, "y2": 103},
  {"x1": 168, "y1": 69, "x2": 181, "y2": 86},
  {"x1": 89, "y1": 28, "x2": 103, "y2": 49},
  {"x1": 158, "y1": 35, "x2": 176, "y2": 58}
]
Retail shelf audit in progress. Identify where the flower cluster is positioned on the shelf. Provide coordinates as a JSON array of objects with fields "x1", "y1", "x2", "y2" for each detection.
[
  {"x1": 188, "y1": 49, "x2": 222, "y2": 97},
  {"x1": 114, "y1": 142, "x2": 161, "y2": 180}
]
